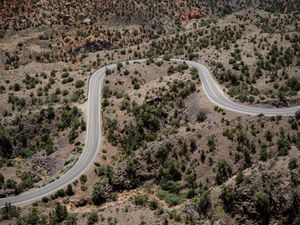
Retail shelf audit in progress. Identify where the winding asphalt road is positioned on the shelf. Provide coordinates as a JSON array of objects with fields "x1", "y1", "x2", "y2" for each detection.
[{"x1": 1, "y1": 59, "x2": 300, "y2": 208}]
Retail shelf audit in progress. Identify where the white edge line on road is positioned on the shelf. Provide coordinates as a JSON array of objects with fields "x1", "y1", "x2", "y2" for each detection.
[{"x1": 0, "y1": 58, "x2": 298, "y2": 207}]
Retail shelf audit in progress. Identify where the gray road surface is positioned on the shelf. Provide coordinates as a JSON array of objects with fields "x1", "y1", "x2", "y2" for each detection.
[{"x1": 0, "y1": 59, "x2": 298, "y2": 208}]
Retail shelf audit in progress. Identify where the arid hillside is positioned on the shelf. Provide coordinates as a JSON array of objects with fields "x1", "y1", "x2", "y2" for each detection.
[{"x1": 0, "y1": 1, "x2": 300, "y2": 225}]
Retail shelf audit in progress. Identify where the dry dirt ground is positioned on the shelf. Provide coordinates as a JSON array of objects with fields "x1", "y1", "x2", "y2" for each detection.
[
  {"x1": 3, "y1": 59, "x2": 298, "y2": 224},
  {"x1": 0, "y1": 4, "x2": 299, "y2": 224}
]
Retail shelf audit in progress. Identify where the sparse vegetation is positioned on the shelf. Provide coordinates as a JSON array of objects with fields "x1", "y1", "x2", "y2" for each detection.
[{"x1": 1, "y1": 1, "x2": 300, "y2": 224}]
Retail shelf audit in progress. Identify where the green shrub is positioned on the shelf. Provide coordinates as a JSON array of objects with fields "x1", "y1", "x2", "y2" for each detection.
[
  {"x1": 92, "y1": 182, "x2": 106, "y2": 205},
  {"x1": 134, "y1": 195, "x2": 148, "y2": 206},
  {"x1": 50, "y1": 203, "x2": 68, "y2": 224},
  {"x1": 156, "y1": 189, "x2": 184, "y2": 206},
  {"x1": 289, "y1": 158, "x2": 298, "y2": 170},
  {"x1": 42, "y1": 197, "x2": 49, "y2": 203},
  {"x1": 75, "y1": 80, "x2": 84, "y2": 88},
  {"x1": 254, "y1": 191, "x2": 271, "y2": 221},
  {"x1": 80, "y1": 175, "x2": 87, "y2": 184},
  {"x1": 55, "y1": 189, "x2": 66, "y2": 198},
  {"x1": 220, "y1": 185, "x2": 235, "y2": 212},
  {"x1": 66, "y1": 184, "x2": 74, "y2": 196},
  {"x1": 20, "y1": 171, "x2": 33, "y2": 189},
  {"x1": 235, "y1": 172, "x2": 245, "y2": 184},
  {"x1": 87, "y1": 212, "x2": 98, "y2": 225},
  {"x1": 148, "y1": 200, "x2": 159, "y2": 210},
  {"x1": 215, "y1": 159, "x2": 232, "y2": 185},
  {"x1": 277, "y1": 135, "x2": 291, "y2": 156},
  {"x1": 1, "y1": 203, "x2": 20, "y2": 220},
  {"x1": 190, "y1": 67, "x2": 199, "y2": 80},
  {"x1": 194, "y1": 190, "x2": 211, "y2": 214},
  {"x1": 0, "y1": 123, "x2": 13, "y2": 158},
  {"x1": 0, "y1": 173, "x2": 4, "y2": 189},
  {"x1": 197, "y1": 111, "x2": 206, "y2": 122}
]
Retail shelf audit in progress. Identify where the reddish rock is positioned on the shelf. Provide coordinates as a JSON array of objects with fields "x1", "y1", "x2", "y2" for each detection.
[{"x1": 180, "y1": 7, "x2": 206, "y2": 21}]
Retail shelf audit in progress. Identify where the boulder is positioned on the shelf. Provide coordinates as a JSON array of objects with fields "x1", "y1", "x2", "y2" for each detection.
[
  {"x1": 182, "y1": 203, "x2": 200, "y2": 221},
  {"x1": 83, "y1": 18, "x2": 91, "y2": 25}
]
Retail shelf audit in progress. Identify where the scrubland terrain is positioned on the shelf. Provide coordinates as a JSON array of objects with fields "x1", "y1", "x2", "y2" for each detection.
[{"x1": 0, "y1": 0, "x2": 300, "y2": 225}]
